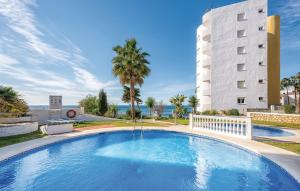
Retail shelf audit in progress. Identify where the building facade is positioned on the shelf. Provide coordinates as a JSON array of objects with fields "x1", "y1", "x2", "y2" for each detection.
[
  {"x1": 196, "y1": 0, "x2": 280, "y2": 112},
  {"x1": 49, "y1": 95, "x2": 62, "y2": 110}
]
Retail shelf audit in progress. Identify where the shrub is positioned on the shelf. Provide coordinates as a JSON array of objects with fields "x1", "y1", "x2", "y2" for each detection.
[
  {"x1": 284, "y1": 105, "x2": 296, "y2": 114},
  {"x1": 126, "y1": 109, "x2": 141, "y2": 119},
  {"x1": 226, "y1": 109, "x2": 240, "y2": 116},
  {"x1": 202, "y1": 110, "x2": 218, "y2": 116},
  {"x1": 79, "y1": 95, "x2": 98, "y2": 114}
]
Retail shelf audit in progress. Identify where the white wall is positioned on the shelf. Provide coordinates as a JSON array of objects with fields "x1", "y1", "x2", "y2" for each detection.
[
  {"x1": 196, "y1": 0, "x2": 268, "y2": 112},
  {"x1": 0, "y1": 122, "x2": 38, "y2": 137}
]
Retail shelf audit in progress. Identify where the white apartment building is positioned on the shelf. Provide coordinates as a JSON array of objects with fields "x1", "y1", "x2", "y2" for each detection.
[{"x1": 196, "y1": 0, "x2": 280, "y2": 112}]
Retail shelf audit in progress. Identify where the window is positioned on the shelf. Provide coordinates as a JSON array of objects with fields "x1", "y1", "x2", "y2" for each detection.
[
  {"x1": 258, "y1": 26, "x2": 264, "y2": 31},
  {"x1": 258, "y1": 9, "x2": 264, "y2": 13},
  {"x1": 237, "y1": 97, "x2": 245, "y2": 104},
  {"x1": 237, "y1": 81, "x2": 246, "y2": 88},
  {"x1": 258, "y1": 44, "x2": 264, "y2": 48},
  {"x1": 237, "y1": 13, "x2": 246, "y2": 21},
  {"x1": 237, "y1": 47, "x2": 246, "y2": 54},
  {"x1": 237, "y1": 30, "x2": 246, "y2": 38},
  {"x1": 258, "y1": 79, "x2": 264, "y2": 84},
  {"x1": 259, "y1": 61, "x2": 264, "y2": 66},
  {"x1": 237, "y1": 63, "x2": 246, "y2": 71},
  {"x1": 259, "y1": 97, "x2": 264, "y2": 101}
]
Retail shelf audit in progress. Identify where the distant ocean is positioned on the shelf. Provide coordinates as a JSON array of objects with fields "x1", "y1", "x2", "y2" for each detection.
[{"x1": 29, "y1": 105, "x2": 192, "y2": 117}]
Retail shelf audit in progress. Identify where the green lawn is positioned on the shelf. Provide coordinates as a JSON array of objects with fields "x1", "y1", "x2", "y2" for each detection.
[
  {"x1": 74, "y1": 120, "x2": 170, "y2": 128},
  {"x1": 253, "y1": 120, "x2": 300, "y2": 129},
  {"x1": 261, "y1": 140, "x2": 300, "y2": 154},
  {"x1": 158, "y1": 118, "x2": 189, "y2": 125},
  {"x1": 0, "y1": 131, "x2": 45, "y2": 148}
]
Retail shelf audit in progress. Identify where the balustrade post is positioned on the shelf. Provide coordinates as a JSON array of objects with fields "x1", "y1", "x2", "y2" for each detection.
[
  {"x1": 246, "y1": 117, "x2": 252, "y2": 140},
  {"x1": 189, "y1": 113, "x2": 193, "y2": 129}
]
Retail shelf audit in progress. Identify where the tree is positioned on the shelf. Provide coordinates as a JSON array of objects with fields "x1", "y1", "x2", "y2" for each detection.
[
  {"x1": 145, "y1": 97, "x2": 155, "y2": 117},
  {"x1": 112, "y1": 39, "x2": 150, "y2": 121},
  {"x1": 169, "y1": 94, "x2": 187, "y2": 124},
  {"x1": 79, "y1": 95, "x2": 98, "y2": 114},
  {"x1": 290, "y1": 76, "x2": 298, "y2": 107},
  {"x1": 153, "y1": 101, "x2": 165, "y2": 118},
  {"x1": 106, "y1": 104, "x2": 119, "y2": 118},
  {"x1": 188, "y1": 95, "x2": 198, "y2": 114},
  {"x1": 122, "y1": 86, "x2": 143, "y2": 118},
  {"x1": 98, "y1": 89, "x2": 108, "y2": 116},
  {"x1": 296, "y1": 72, "x2": 300, "y2": 113},
  {"x1": 0, "y1": 86, "x2": 28, "y2": 117},
  {"x1": 281, "y1": 78, "x2": 291, "y2": 105}
]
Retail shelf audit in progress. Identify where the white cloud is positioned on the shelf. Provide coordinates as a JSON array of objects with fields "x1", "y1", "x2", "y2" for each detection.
[
  {"x1": 0, "y1": 54, "x2": 18, "y2": 65},
  {"x1": 0, "y1": 0, "x2": 119, "y2": 105}
]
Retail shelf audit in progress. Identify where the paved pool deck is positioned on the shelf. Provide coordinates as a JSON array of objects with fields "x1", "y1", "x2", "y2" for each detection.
[{"x1": 0, "y1": 125, "x2": 299, "y2": 184}]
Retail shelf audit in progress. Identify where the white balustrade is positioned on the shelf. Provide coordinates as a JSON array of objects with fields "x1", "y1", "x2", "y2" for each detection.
[{"x1": 189, "y1": 114, "x2": 252, "y2": 139}]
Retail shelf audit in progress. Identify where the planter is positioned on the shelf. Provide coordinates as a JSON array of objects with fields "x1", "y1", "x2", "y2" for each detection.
[
  {"x1": 0, "y1": 122, "x2": 38, "y2": 137},
  {"x1": 40, "y1": 123, "x2": 73, "y2": 135},
  {"x1": 0, "y1": 116, "x2": 32, "y2": 124}
]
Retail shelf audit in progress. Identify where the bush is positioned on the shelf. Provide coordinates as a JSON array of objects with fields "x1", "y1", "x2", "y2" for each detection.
[
  {"x1": 226, "y1": 109, "x2": 240, "y2": 116},
  {"x1": 284, "y1": 105, "x2": 296, "y2": 114},
  {"x1": 126, "y1": 109, "x2": 141, "y2": 119},
  {"x1": 202, "y1": 110, "x2": 218, "y2": 116}
]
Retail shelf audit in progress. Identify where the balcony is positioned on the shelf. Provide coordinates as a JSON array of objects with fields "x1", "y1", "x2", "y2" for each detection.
[
  {"x1": 201, "y1": 71, "x2": 210, "y2": 82},
  {"x1": 200, "y1": 104, "x2": 211, "y2": 111},
  {"x1": 201, "y1": 89, "x2": 211, "y2": 96},
  {"x1": 200, "y1": 55, "x2": 211, "y2": 68}
]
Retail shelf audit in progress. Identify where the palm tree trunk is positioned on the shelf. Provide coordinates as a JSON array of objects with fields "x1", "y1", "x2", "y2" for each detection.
[
  {"x1": 286, "y1": 89, "x2": 290, "y2": 105},
  {"x1": 130, "y1": 80, "x2": 135, "y2": 122},
  {"x1": 294, "y1": 88, "x2": 297, "y2": 106},
  {"x1": 298, "y1": 90, "x2": 300, "y2": 113},
  {"x1": 136, "y1": 101, "x2": 142, "y2": 120}
]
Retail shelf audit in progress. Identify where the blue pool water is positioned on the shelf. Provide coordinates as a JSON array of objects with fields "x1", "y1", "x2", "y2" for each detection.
[
  {"x1": 0, "y1": 131, "x2": 299, "y2": 191},
  {"x1": 253, "y1": 125, "x2": 295, "y2": 137}
]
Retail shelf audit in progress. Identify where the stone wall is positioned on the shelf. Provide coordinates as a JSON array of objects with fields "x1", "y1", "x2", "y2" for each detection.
[
  {"x1": 248, "y1": 112, "x2": 300, "y2": 124},
  {"x1": 0, "y1": 122, "x2": 39, "y2": 137}
]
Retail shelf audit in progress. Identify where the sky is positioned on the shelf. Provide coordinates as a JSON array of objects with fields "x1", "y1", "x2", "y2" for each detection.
[{"x1": 0, "y1": 0, "x2": 299, "y2": 105}]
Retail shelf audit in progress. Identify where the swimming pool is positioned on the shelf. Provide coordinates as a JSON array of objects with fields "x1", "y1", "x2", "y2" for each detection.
[
  {"x1": 0, "y1": 130, "x2": 299, "y2": 191},
  {"x1": 253, "y1": 125, "x2": 295, "y2": 137}
]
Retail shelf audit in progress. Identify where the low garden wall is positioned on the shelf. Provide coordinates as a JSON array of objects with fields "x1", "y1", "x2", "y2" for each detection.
[
  {"x1": 247, "y1": 112, "x2": 300, "y2": 124},
  {"x1": 40, "y1": 123, "x2": 73, "y2": 135},
  {"x1": 0, "y1": 116, "x2": 32, "y2": 124},
  {"x1": 0, "y1": 122, "x2": 38, "y2": 137}
]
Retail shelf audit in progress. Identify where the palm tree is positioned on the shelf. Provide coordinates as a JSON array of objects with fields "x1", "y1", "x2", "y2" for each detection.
[
  {"x1": 112, "y1": 39, "x2": 150, "y2": 121},
  {"x1": 290, "y1": 76, "x2": 298, "y2": 106},
  {"x1": 0, "y1": 86, "x2": 18, "y2": 103},
  {"x1": 108, "y1": 104, "x2": 119, "y2": 118},
  {"x1": 188, "y1": 95, "x2": 198, "y2": 114},
  {"x1": 145, "y1": 97, "x2": 155, "y2": 118},
  {"x1": 295, "y1": 72, "x2": 300, "y2": 113},
  {"x1": 122, "y1": 86, "x2": 143, "y2": 107},
  {"x1": 281, "y1": 78, "x2": 291, "y2": 105},
  {"x1": 170, "y1": 94, "x2": 187, "y2": 124}
]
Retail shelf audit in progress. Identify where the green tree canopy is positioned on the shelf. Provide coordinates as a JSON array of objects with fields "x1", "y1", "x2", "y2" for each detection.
[
  {"x1": 98, "y1": 89, "x2": 108, "y2": 116},
  {"x1": 0, "y1": 86, "x2": 28, "y2": 117},
  {"x1": 145, "y1": 97, "x2": 156, "y2": 117},
  {"x1": 188, "y1": 95, "x2": 198, "y2": 114},
  {"x1": 170, "y1": 94, "x2": 187, "y2": 124},
  {"x1": 79, "y1": 95, "x2": 98, "y2": 114}
]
